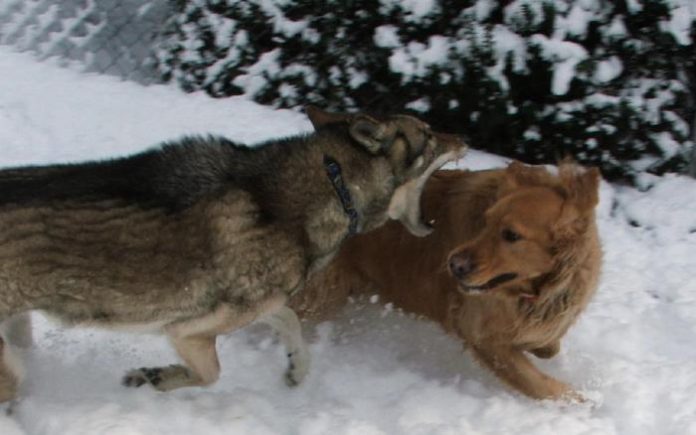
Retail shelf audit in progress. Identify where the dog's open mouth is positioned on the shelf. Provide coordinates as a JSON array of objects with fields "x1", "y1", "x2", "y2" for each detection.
[
  {"x1": 388, "y1": 149, "x2": 463, "y2": 237},
  {"x1": 457, "y1": 272, "x2": 518, "y2": 294}
]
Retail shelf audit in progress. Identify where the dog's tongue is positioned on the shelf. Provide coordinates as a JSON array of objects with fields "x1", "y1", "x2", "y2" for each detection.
[{"x1": 387, "y1": 150, "x2": 459, "y2": 237}]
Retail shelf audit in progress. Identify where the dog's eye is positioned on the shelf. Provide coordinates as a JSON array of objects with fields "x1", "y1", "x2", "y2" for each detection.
[{"x1": 502, "y1": 229, "x2": 522, "y2": 243}]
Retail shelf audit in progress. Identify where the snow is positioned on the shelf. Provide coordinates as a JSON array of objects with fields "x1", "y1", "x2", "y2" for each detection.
[
  {"x1": 564, "y1": 1, "x2": 597, "y2": 38},
  {"x1": 652, "y1": 131, "x2": 683, "y2": 157},
  {"x1": 594, "y1": 56, "x2": 623, "y2": 83},
  {"x1": 470, "y1": 0, "x2": 495, "y2": 21},
  {"x1": 503, "y1": 1, "x2": 548, "y2": 30},
  {"x1": 380, "y1": 0, "x2": 439, "y2": 21},
  {"x1": 663, "y1": 0, "x2": 696, "y2": 44},
  {"x1": 258, "y1": 0, "x2": 308, "y2": 38},
  {"x1": 373, "y1": 25, "x2": 400, "y2": 49},
  {"x1": 205, "y1": 27, "x2": 248, "y2": 90},
  {"x1": 627, "y1": 0, "x2": 644, "y2": 13},
  {"x1": 233, "y1": 49, "x2": 282, "y2": 98},
  {"x1": 492, "y1": 25, "x2": 527, "y2": 74},
  {"x1": 530, "y1": 35, "x2": 588, "y2": 95},
  {"x1": 605, "y1": 15, "x2": 628, "y2": 39},
  {"x1": 1, "y1": 46, "x2": 696, "y2": 435},
  {"x1": 388, "y1": 37, "x2": 451, "y2": 82},
  {"x1": 405, "y1": 97, "x2": 431, "y2": 113}
]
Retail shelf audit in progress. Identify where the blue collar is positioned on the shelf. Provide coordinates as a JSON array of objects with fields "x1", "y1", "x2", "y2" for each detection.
[{"x1": 323, "y1": 155, "x2": 359, "y2": 235}]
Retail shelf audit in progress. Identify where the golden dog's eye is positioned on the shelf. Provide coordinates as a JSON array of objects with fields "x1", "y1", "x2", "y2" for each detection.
[{"x1": 502, "y1": 228, "x2": 522, "y2": 243}]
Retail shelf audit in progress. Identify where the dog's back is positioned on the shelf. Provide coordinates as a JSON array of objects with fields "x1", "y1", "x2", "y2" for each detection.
[{"x1": 0, "y1": 136, "x2": 256, "y2": 211}]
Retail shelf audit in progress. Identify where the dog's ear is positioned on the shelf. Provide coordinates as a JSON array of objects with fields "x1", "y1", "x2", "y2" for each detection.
[
  {"x1": 577, "y1": 167, "x2": 601, "y2": 211},
  {"x1": 305, "y1": 106, "x2": 352, "y2": 130},
  {"x1": 554, "y1": 166, "x2": 601, "y2": 237},
  {"x1": 561, "y1": 165, "x2": 601, "y2": 212},
  {"x1": 348, "y1": 115, "x2": 393, "y2": 154},
  {"x1": 503, "y1": 161, "x2": 525, "y2": 187},
  {"x1": 500, "y1": 161, "x2": 540, "y2": 194},
  {"x1": 389, "y1": 115, "x2": 429, "y2": 152}
]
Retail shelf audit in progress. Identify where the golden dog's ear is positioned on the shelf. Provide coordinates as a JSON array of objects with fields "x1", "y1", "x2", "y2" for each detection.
[
  {"x1": 501, "y1": 161, "x2": 524, "y2": 189},
  {"x1": 577, "y1": 167, "x2": 601, "y2": 210},
  {"x1": 554, "y1": 166, "x2": 601, "y2": 237},
  {"x1": 560, "y1": 165, "x2": 601, "y2": 211},
  {"x1": 305, "y1": 106, "x2": 352, "y2": 129},
  {"x1": 501, "y1": 161, "x2": 545, "y2": 194}
]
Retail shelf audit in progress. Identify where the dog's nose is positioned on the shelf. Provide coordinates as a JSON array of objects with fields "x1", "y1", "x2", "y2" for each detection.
[{"x1": 449, "y1": 254, "x2": 474, "y2": 279}]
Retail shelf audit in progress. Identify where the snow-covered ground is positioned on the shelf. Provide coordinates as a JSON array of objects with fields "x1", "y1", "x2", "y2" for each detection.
[{"x1": 1, "y1": 46, "x2": 695, "y2": 435}]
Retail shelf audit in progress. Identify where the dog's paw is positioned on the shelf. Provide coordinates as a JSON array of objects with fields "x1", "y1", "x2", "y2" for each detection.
[
  {"x1": 123, "y1": 365, "x2": 195, "y2": 391},
  {"x1": 556, "y1": 388, "x2": 596, "y2": 407},
  {"x1": 562, "y1": 388, "x2": 602, "y2": 409},
  {"x1": 564, "y1": 390, "x2": 586, "y2": 403},
  {"x1": 0, "y1": 398, "x2": 21, "y2": 416},
  {"x1": 284, "y1": 348, "x2": 310, "y2": 387},
  {"x1": 122, "y1": 367, "x2": 164, "y2": 388},
  {"x1": 284, "y1": 367, "x2": 303, "y2": 387}
]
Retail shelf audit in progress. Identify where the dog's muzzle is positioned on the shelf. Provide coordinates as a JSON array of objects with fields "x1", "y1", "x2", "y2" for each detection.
[
  {"x1": 449, "y1": 254, "x2": 518, "y2": 293},
  {"x1": 456, "y1": 272, "x2": 519, "y2": 293}
]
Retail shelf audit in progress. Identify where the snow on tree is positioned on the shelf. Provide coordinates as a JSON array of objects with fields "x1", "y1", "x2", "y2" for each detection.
[{"x1": 154, "y1": 0, "x2": 696, "y2": 182}]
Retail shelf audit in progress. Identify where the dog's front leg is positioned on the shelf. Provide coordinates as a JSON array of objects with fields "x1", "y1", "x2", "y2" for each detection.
[
  {"x1": 259, "y1": 305, "x2": 310, "y2": 386},
  {"x1": 470, "y1": 344, "x2": 581, "y2": 401},
  {"x1": 123, "y1": 334, "x2": 220, "y2": 391},
  {"x1": 122, "y1": 296, "x2": 298, "y2": 392},
  {"x1": 2, "y1": 313, "x2": 33, "y2": 349},
  {"x1": 0, "y1": 314, "x2": 30, "y2": 404},
  {"x1": 530, "y1": 340, "x2": 561, "y2": 359},
  {"x1": 0, "y1": 336, "x2": 23, "y2": 404}
]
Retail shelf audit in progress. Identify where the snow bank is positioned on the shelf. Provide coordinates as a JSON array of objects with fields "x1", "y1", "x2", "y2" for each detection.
[{"x1": 1, "y1": 47, "x2": 696, "y2": 435}]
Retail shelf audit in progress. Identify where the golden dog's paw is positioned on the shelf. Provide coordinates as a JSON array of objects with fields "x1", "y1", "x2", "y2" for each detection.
[
  {"x1": 538, "y1": 381, "x2": 588, "y2": 404},
  {"x1": 562, "y1": 389, "x2": 587, "y2": 403},
  {"x1": 554, "y1": 388, "x2": 602, "y2": 410},
  {"x1": 565, "y1": 389, "x2": 603, "y2": 409}
]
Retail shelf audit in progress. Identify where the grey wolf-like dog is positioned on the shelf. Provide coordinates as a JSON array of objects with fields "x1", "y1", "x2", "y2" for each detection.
[{"x1": 0, "y1": 107, "x2": 465, "y2": 402}]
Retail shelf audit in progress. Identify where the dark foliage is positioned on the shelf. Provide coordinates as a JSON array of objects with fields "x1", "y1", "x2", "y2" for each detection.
[{"x1": 154, "y1": 0, "x2": 695, "y2": 182}]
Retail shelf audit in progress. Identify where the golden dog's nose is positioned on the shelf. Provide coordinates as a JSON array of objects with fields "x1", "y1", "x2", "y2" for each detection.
[{"x1": 449, "y1": 253, "x2": 474, "y2": 280}]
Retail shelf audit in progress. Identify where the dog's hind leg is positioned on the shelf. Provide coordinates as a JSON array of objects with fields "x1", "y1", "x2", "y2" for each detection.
[
  {"x1": 123, "y1": 334, "x2": 220, "y2": 391},
  {"x1": 0, "y1": 336, "x2": 23, "y2": 403},
  {"x1": 259, "y1": 305, "x2": 310, "y2": 386},
  {"x1": 2, "y1": 313, "x2": 33, "y2": 349}
]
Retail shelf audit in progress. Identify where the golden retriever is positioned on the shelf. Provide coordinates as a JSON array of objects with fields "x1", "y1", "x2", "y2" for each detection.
[{"x1": 291, "y1": 161, "x2": 601, "y2": 400}]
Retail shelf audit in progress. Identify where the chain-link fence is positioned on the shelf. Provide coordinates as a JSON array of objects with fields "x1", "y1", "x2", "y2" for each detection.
[{"x1": 0, "y1": 0, "x2": 171, "y2": 84}]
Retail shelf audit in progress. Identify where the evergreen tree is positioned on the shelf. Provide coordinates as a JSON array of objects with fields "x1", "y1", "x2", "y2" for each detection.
[{"x1": 154, "y1": 0, "x2": 696, "y2": 183}]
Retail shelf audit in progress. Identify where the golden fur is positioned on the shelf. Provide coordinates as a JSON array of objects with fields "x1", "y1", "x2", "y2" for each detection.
[{"x1": 291, "y1": 162, "x2": 602, "y2": 400}]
